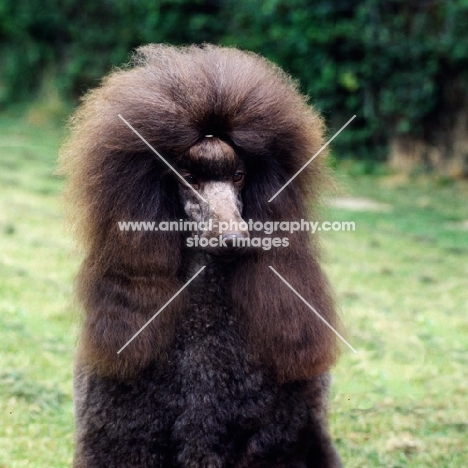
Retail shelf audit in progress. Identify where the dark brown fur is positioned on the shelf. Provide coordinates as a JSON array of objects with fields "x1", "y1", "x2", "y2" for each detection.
[{"x1": 60, "y1": 44, "x2": 342, "y2": 467}]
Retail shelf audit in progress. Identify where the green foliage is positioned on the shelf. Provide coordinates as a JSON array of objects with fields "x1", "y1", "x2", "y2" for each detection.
[
  {"x1": 0, "y1": 0, "x2": 225, "y2": 103},
  {"x1": 221, "y1": 0, "x2": 468, "y2": 159},
  {"x1": 1, "y1": 0, "x2": 468, "y2": 160}
]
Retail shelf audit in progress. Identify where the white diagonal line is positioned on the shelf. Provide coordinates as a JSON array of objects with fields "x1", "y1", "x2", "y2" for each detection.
[
  {"x1": 117, "y1": 266, "x2": 206, "y2": 354},
  {"x1": 268, "y1": 115, "x2": 356, "y2": 203},
  {"x1": 118, "y1": 114, "x2": 207, "y2": 203},
  {"x1": 269, "y1": 266, "x2": 357, "y2": 353}
]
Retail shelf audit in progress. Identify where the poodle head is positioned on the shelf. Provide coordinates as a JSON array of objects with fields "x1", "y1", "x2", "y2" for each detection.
[{"x1": 59, "y1": 44, "x2": 340, "y2": 381}]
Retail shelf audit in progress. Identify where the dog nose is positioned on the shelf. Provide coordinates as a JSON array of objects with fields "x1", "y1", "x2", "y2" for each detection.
[{"x1": 222, "y1": 232, "x2": 249, "y2": 249}]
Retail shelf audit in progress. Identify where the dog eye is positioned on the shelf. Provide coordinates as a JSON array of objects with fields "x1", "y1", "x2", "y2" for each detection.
[
  {"x1": 233, "y1": 172, "x2": 245, "y2": 184},
  {"x1": 182, "y1": 174, "x2": 199, "y2": 186}
]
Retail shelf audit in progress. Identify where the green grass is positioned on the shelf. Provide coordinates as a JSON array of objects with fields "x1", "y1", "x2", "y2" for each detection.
[
  {"x1": 325, "y1": 173, "x2": 468, "y2": 466},
  {"x1": 0, "y1": 116, "x2": 76, "y2": 467},
  {"x1": 1, "y1": 115, "x2": 467, "y2": 467}
]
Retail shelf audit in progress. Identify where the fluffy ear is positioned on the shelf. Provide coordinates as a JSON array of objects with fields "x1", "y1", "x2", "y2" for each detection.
[
  {"x1": 59, "y1": 96, "x2": 189, "y2": 381},
  {"x1": 231, "y1": 133, "x2": 340, "y2": 383},
  {"x1": 232, "y1": 233, "x2": 339, "y2": 382},
  {"x1": 75, "y1": 239, "x2": 187, "y2": 380}
]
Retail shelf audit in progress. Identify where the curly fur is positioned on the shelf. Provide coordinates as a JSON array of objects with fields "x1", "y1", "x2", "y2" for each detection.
[{"x1": 59, "y1": 44, "x2": 342, "y2": 467}]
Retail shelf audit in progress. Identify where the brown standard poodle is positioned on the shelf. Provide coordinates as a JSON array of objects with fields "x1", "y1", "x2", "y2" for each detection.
[{"x1": 59, "y1": 44, "x2": 343, "y2": 468}]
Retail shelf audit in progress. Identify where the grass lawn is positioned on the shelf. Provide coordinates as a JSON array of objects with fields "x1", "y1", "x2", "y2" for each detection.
[{"x1": 0, "y1": 115, "x2": 467, "y2": 467}]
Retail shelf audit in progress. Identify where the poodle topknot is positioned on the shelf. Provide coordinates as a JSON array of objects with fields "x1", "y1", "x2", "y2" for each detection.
[{"x1": 60, "y1": 44, "x2": 342, "y2": 467}]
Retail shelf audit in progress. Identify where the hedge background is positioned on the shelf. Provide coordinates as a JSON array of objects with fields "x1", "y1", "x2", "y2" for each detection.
[{"x1": 1, "y1": 0, "x2": 468, "y2": 166}]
